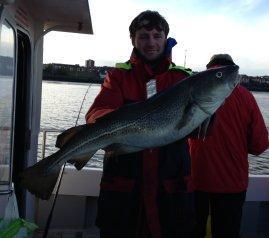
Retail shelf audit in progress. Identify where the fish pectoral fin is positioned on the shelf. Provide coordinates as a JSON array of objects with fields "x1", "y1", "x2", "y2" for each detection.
[
  {"x1": 56, "y1": 124, "x2": 89, "y2": 148},
  {"x1": 104, "y1": 144, "x2": 144, "y2": 157},
  {"x1": 20, "y1": 156, "x2": 61, "y2": 200},
  {"x1": 175, "y1": 100, "x2": 194, "y2": 130},
  {"x1": 198, "y1": 116, "x2": 214, "y2": 139},
  {"x1": 67, "y1": 151, "x2": 96, "y2": 170}
]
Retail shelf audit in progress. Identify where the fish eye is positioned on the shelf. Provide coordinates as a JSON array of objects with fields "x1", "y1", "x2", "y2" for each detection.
[{"x1": 216, "y1": 71, "x2": 222, "y2": 78}]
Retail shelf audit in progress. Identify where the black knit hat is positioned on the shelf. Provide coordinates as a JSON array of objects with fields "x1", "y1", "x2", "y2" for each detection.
[
  {"x1": 129, "y1": 10, "x2": 169, "y2": 39},
  {"x1": 206, "y1": 54, "x2": 235, "y2": 69}
]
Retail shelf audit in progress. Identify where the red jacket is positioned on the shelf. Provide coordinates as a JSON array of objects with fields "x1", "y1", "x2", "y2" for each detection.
[
  {"x1": 189, "y1": 85, "x2": 269, "y2": 193},
  {"x1": 86, "y1": 52, "x2": 191, "y2": 123},
  {"x1": 85, "y1": 50, "x2": 193, "y2": 238}
]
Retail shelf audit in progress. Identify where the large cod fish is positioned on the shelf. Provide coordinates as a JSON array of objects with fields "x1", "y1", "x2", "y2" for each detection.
[{"x1": 20, "y1": 65, "x2": 239, "y2": 199}]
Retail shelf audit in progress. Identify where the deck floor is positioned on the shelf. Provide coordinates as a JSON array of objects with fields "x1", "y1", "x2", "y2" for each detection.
[
  {"x1": 34, "y1": 227, "x2": 100, "y2": 238},
  {"x1": 34, "y1": 229, "x2": 269, "y2": 238}
]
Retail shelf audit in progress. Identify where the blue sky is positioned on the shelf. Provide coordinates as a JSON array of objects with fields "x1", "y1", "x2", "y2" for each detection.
[{"x1": 43, "y1": 0, "x2": 269, "y2": 76}]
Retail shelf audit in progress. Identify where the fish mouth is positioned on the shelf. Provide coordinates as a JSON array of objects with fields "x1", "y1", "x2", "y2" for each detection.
[
  {"x1": 229, "y1": 74, "x2": 240, "y2": 90},
  {"x1": 236, "y1": 74, "x2": 242, "y2": 84},
  {"x1": 226, "y1": 65, "x2": 240, "y2": 90}
]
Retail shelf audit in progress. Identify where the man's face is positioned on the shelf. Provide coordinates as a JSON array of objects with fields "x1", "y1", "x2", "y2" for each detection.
[{"x1": 132, "y1": 27, "x2": 166, "y2": 61}]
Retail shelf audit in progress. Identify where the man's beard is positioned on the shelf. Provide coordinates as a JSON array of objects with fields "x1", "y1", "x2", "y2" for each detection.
[{"x1": 134, "y1": 47, "x2": 165, "y2": 67}]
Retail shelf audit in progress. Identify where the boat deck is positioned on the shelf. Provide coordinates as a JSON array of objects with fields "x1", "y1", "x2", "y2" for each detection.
[
  {"x1": 32, "y1": 170, "x2": 269, "y2": 238},
  {"x1": 34, "y1": 227, "x2": 99, "y2": 238},
  {"x1": 34, "y1": 228, "x2": 269, "y2": 238},
  {"x1": 34, "y1": 201, "x2": 269, "y2": 238}
]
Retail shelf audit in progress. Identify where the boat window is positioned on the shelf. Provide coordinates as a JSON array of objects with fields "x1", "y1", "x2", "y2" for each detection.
[{"x1": 0, "y1": 20, "x2": 15, "y2": 192}]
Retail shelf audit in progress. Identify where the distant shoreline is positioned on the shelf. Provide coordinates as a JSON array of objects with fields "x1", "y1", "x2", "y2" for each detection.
[
  {"x1": 43, "y1": 77, "x2": 269, "y2": 92},
  {"x1": 43, "y1": 77, "x2": 103, "y2": 84},
  {"x1": 43, "y1": 63, "x2": 269, "y2": 92}
]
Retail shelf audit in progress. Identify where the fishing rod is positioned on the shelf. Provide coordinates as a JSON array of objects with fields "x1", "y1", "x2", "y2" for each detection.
[{"x1": 42, "y1": 83, "x2": 93, "y2": 238}]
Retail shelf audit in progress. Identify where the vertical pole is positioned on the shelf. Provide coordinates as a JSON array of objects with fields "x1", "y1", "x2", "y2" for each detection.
[
  {"x1": 41, "y1": 130, "x2": 46, "y2": 160},
  {"x1": 184, "y1": 49, "x2": 187, "y2": 68}
]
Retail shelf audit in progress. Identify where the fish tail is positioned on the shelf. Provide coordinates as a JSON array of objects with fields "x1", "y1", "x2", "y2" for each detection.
[{"x1": 20, "y1": 154, "x2": 61, "y2": 200}]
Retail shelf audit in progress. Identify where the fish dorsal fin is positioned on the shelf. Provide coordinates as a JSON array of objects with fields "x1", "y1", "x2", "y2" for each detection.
[{"x1": 55, "y1": 124, "x2": 89, "y2": 148}]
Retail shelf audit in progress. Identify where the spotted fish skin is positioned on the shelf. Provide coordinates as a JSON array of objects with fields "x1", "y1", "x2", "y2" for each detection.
[{"x1": 20, "y1": 65, "x2": 239, "y2": 200}]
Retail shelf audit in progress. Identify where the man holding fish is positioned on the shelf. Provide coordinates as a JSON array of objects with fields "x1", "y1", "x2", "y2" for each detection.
[
  {"x1": 85, "y1": 10, "x2": 195, "y2": 238},
  {"x1": 20, "y1": 10, "x2": 241, "y2": 238}
]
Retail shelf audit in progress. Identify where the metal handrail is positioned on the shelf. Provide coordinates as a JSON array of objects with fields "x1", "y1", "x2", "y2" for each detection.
[
  {"x1": 39, "y1": 128, "x2": 63, "y2": 160},
  {"x1": 39, "y1": 128, "x2": 105, "y2": 160}
]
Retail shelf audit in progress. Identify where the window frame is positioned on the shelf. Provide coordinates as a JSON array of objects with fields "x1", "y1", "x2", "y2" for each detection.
[{"x1": 0, "y1": 9, "x2": 17, "y2": 194}]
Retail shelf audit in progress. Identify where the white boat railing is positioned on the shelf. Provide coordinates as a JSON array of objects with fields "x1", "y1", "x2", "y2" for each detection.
[
  {"x1": 39, "y1": 127, "x2": 104, "y2": 166},
  {"x1": 39, "y1": 128, "x2": 64, "y2": 160}
]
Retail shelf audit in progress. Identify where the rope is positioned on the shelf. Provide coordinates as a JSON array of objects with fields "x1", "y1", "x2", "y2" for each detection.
[{"x1": 43, "y1": 83, "x2": 93, "y2": 238}]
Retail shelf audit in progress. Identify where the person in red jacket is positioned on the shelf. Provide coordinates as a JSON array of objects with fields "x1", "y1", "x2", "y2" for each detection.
[
  {"x1": 85, "y1": 10, "x2": 194, "y2": 238},
  {"x1": 189, "y1": 54, "x2": 269, "y2": 238}
]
